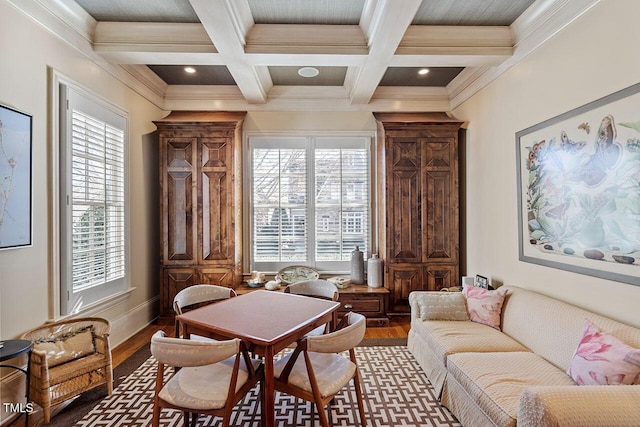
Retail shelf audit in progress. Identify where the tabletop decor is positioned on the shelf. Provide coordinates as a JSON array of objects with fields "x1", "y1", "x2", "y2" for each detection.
[
  {"x1": 516, "y1": 82, "x2": 640, "y2": 286},
  {"x1": 0, "y1": 103, "x2": 32, "y2": 249},
  {"x1": 275, "y1": 265, "x2": 319, "y2": 284}
]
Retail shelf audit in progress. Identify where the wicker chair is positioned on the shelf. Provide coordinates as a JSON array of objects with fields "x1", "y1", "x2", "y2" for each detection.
[
  {"x1": 273, "y1": 311, "x2": 367, "y2": 427},
  {"x1": 20, "y1": 317, "x2": 113, "y2": 424}
]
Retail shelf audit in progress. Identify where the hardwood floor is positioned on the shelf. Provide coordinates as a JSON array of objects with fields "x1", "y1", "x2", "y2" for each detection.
[{"x1": 112, "y1": 317, "x2": 410, "y2": 369}]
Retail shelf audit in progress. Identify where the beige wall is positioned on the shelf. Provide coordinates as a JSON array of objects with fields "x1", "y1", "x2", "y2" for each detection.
[
  {"x1": 453, "y1": 0, "x2": 640, "y2": 328},
  {"x1": 244, "y1": 111, "x2": 377, "y2": 132},
  {"x1": 0, "y1": 1, "x2": 164, "y2": 341}
]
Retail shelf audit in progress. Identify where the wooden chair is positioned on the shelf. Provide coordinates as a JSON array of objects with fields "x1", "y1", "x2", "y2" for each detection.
[
  {"x1": 284, "y1": 280, "x2": 339, "y2": 335},
  {"x1": 273, "y1": 311, "x2": 367, "y2": 427},
  {"x1": 20, "y1": 317, "x2": 113, "y2": 424},
  {"x1": 150, "y1": 330, "x2": 263, "y2": 427},
  {"x1": 173, "y1": 284, "x2": 237, "y2": 339}
]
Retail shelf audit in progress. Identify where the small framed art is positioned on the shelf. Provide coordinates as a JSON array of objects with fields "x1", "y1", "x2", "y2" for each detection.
[{"x1": 474, "y1": 274, "x2": 488, "y2": 289}]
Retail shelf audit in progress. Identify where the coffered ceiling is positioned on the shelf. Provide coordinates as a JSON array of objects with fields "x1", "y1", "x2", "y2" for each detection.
[{"x1": 12, "y1": 0, "x2": 600, "y2": 111}]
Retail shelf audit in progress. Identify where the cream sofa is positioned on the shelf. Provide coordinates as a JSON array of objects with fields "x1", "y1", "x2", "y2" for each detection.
[{"x1": 408, "y1": 285, "x2": 640, "y2": 427}]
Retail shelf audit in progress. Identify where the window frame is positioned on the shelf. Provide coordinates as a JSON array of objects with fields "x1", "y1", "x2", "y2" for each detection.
[
  {"x1": 244, "y1": 131, "x2": 376, "y2": 274},
  {"x1": 50, "y1": 71, "x2": 131, "y2": 318}
]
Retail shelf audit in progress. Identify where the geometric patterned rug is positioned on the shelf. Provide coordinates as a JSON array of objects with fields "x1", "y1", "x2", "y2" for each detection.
[{"x1": 74, "y1": 346, "x2": 460, "y2": 427}]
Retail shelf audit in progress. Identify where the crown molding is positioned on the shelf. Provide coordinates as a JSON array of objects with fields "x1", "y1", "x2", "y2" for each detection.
[
  {"x1": 163, "y1": 85, "x2": 449, "y2": 112},
  {"x1": 7, "y1": 0, "x2": 166, "y2": 109},
  {"x1": 448, "y1": 0, "x2": 601, "y2": 110}
]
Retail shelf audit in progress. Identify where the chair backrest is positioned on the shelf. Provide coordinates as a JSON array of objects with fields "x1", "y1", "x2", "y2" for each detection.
[
  {"x1": 306, "y1": 312, "x2": 366, "y2": 353},
  {"x1": 21, "y1": 317, "x2": 111, "y2": 342},
  {"x1": 150, "y1": 330, "x2": 240, "y2": 367},
  {"x1": 284, "y1": 280, "x2": 339, "y2": 301},
  {"x1": 173, "y1": 284, "x2": 237, "y2": 315}
]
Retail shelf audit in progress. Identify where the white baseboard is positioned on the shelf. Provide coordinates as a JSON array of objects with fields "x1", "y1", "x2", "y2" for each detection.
[{"x1": 109, "y1": 296, "x2": 159, "y2": 348}]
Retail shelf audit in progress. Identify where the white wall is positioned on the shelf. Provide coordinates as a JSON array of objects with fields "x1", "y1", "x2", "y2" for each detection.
[
  {"x1": 0, "y1": 0, "x2": 163, "y2": 342},
  {"x1": 454, "y1": 0, "x2": 640, "y2": 328}
]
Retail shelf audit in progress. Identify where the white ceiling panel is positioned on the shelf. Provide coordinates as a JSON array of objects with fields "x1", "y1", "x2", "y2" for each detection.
[
  {"x1": 75, "y1": 0, "x2": 199, "y2": 22},
  {"x1": 247, "y1": 0, "x2": 365, "y2": 24},
  {"x1": 413, "y1": 0, "x2": 536, "y2": 25}
]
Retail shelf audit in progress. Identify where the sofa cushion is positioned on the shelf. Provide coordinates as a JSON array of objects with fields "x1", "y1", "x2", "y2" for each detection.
[
  {"x1": 567, "y1": 319, "x2": 640, "y2": 385},
  {"x1": 415, "y1": 292, "x2": 469, "y2": 321},
  {"x1": 447, "y1": 352, "x2": 576, "y2": 427},
  {"x1": 463, "y1": 286, "x2": 507, "y2": 330},
  {"x1": 412, "y1": 320, "x2": 529, "y2": 368}
]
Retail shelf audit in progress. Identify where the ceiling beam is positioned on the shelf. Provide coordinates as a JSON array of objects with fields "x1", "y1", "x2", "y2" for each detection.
[
  {"x1": 92, "y1": 21, "x2": 512, "y2": 66},
  {"x1": 188, "y1": 0, "x2": 271, "y2": 104},
  {"x1": 348, "y1": 0, "x2": 423, "y2": 104},
  {"x1": 246, "y1": 24, "x2": 368, "y2": 55}
]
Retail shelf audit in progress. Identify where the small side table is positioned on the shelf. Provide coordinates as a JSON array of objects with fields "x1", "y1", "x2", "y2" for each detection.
[{"x1": 0, "y1": 339, "x2": 33, "y2": 427}]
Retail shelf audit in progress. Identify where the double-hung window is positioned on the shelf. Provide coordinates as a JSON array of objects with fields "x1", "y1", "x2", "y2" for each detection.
[
  {"x1": 59, "y1": 84, "x2": 128, "y2": 315},
  {"x1": 249, "y1": 135, "x2": 372, "y2": 272}
]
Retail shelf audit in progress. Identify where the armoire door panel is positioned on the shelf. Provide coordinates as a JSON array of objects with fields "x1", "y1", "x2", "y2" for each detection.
[
  {"x1": 424, "y1": 265, "x2": 457, "y2": 291},
  {"x1": 166, "y1": 138, "x2": 195, "y2": 169},
  {"x1": 166, "y1": 171, "x2": 194, "y2": 262},
  {"x1": 200, "y1": 171, "x2": 230, "y2": 261},
  {"x1": 391, "y1": 139, "x2": 420, "y2": 168},
  {"x1": 162, "y1": 268, "x2": 196, "y2": 317},
  {"x1": 424, "y1": 170, "x2": 455, "y2": 261},
  {"x1": 201, "y1": 138, "x2": 229, "y2": 169},
  {"x1": 424, "y1": 140, "x2": 453, "y2": 169},
  {"x1": 389, "y1": 170, "x2": 421, "y2": 261},
  {"x1": 199, "y1": 267, "x2": 233, "y2": 287},
  {"x1": 388, "y1": 264, "x2": 423, "y2": 312}
]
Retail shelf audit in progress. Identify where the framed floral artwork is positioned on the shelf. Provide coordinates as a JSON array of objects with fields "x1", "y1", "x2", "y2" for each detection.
[
  {"x1": 0, "y1": 103, "x2": 32, "y2": 249},
  {"x1": 516, "y1": 83, "x2": 640, "y2": 286}
]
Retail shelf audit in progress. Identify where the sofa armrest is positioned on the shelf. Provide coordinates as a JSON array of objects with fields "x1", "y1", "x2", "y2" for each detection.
[
  {"x1": 408, "y1": 291, "x2": 428, "y2": 322},
  {"x1": 518, "y1": 385, "x2": 640, "y2": 427}
]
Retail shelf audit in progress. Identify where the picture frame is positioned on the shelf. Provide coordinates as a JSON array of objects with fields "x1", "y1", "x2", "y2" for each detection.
[
  {"x1": 516, "y1": 83, "x2": 640, "y2": 286},
  {"x1": 0, "y1": 103, "x2": 32, "y2": 250},
  {"x1": 474, "y1": 274, "x2": 488, "y2": 289}
]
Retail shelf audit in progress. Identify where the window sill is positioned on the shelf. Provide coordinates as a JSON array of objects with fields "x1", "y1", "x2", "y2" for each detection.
[{"x1": 52, "y1": 287, "x2": 136, "y2": 322}]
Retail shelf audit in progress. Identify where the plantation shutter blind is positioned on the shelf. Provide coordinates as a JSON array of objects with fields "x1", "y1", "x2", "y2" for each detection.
[
  {"x1": 250, "y1": 136, "x2": 370, "y2": 272},
  {"x1": 61, "y1": 85, "x2": 128, "y2": 315},
  {"x1": 70, "y1": 111, "x2": 125, "y2": 289},
  {"x1": 252, "y1": 138, "x2": 308, "y2": 264}
]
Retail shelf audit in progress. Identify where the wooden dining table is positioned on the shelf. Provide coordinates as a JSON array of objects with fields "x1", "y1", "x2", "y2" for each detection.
[{"x1": 176, "y1": 289, "x2": 341, "y2": 427}]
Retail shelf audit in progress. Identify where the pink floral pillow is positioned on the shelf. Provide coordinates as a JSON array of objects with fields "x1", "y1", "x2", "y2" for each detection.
[
  {"x1": 567, "y1": 319, "x2": 640, "y2": 386},
  {"x1": 462, "y1": 286, "x2": 507, "y2": 330}
]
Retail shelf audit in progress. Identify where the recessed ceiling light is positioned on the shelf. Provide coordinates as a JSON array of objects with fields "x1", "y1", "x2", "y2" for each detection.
[
  {"x1": 184, "y1": 67, "x2": 196, "y2": 74},
  {"x1": 418, "y1": 68, "x2": 430, "y2": 75},
  {"x1": 298, "y1": 67, "x2": 320, "y2": 78}
]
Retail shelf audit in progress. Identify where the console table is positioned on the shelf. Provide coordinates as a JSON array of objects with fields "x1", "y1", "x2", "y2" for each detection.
[{"x1": 235, "y1": 283, "x2": 389, "y2": 327}]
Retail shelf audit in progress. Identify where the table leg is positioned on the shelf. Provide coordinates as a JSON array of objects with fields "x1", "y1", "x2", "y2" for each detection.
[{"x1": 263, "y1": 346, "x2": 275, "y2": 427}]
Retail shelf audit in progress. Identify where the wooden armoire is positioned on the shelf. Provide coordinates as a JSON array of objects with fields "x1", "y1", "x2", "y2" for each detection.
[
  {"x1": 374, "y1": 113, "x2": 463, "y2": 314},
  {"x1": 154, "y1": 111, "x2": 246, "y2": 319}
]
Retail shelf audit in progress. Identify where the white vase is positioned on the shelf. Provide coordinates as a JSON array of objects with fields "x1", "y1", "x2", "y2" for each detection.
[{"x1": 367, "y1": 254, "x2": 383, "y2": 288}]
